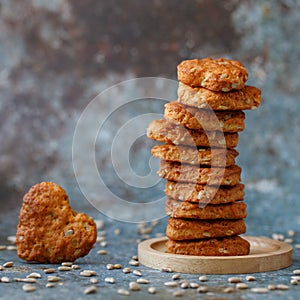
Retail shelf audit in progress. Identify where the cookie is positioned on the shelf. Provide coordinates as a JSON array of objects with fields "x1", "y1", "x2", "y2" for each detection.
[
  {"x1": 165, "y1": 236, "x2": 250, "y2": 256},
  {"x1": 147, "y1": 119, "x2": 239, "y2": 148},
  {"x1": 178, "y1": 82, "x2": 261, "y2": 110},
  {"x1": 177, "y1": 58, "x2": 248, "y2": 92},
  {"x1": 166, "y1": 218, "x2": 246, "y2": 240},
  {"x1": 158, "y1": 160, "x2": 241, "y2": 186},
  {"x1": 16, "y1": 182, "x2": 97, "y2": 263},
  {"x1": 165, "y1": 181, "x2": 244, "y2": 204},
  {"x1": 152, "y1": 144, "x2": 238, "y2": 167},
  {"x1": 166, "y1": 198, "x2": 247, "y2": 219},
  {"x1": 164, "y1": 101, "x2": 245, "y2": 133}
]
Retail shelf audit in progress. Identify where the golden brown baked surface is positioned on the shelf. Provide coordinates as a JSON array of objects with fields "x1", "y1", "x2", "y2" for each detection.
[
  {"x1": 158, "y1": 160, "x2": 241, "y2": 186},
  {"x1": 178, "y1": 82, "x2": 261, "y2": 110},
  {"x1": 177, "y1": 58, "x2": 248, "y2": 92},
  {"x1": 166, "y1": 236, "x2": 250, "y2": 256},
  {"x1": 164, "y1": 101, "x2": 245, "y2": 133},
  {"x1": 166, "y1": 198, "x2": 247, "y2": 219},
  {"x1": 147, "y1": 119, "x2": 239, "y2": 148},
  {"x1": 152, "y1": 144, "x2": 238, "y2": 167},
  {"x1": 165, "y1": 181, "x2": 244, "y2": 204},
  {"x1": 166, "y1": 218, "x2": 246, "y2": 240},
  {"x1": 16, "y1": 182, "x2": 97, "y2": 263}
]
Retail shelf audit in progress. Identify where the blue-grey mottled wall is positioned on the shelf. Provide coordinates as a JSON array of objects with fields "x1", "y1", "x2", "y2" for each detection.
[{"x1": 0, "y1": 0, "x2": 299, "y2": 219}]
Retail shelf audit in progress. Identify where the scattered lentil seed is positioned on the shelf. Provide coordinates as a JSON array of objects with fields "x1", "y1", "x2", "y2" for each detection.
[
  {"x1": 180, "y1": 282, "x2": 189, "y2": 289},
  {"x1": 148, "y1": 287, "x2": 156, "y2": 294},
  {"x1": 123, "y1": 267, "x2": 131, "y2": 274},
  {"x1": 173, "y1": 290, "x2": 184, "y2": 297},
  {"x1": 189, "y1": 282, "x2": 200, "y2": 289},
  {"x1": 1, "y1": 276, "x2": 10, "y2": 283},
  {"x1": 161, "y1": 267, "x2": 173, "y2": 273},
  {"x1": 172, "y1": 273, "x2": 181, "y2": 280},
  {"x1": 99, "y1": 230, "x2": 107, "y2": 237},
  {"x1": 97, "y1": 250, "x2": 107, "y2": 255},
  {"x1": 96, "y1": 236, "x2": 106, "y2": 243},
  {"x1": 272, "y1": 233, "x2": 284, "y2": 241},
  {"x1": 251, "y1": 287, "x2": 269, "y2": 293},
  {"x1": 27, "y1": 272, "x2": 41, "y2": 279},
  {"x1": 199, "y1": 275, "x2": 208, "y2": 282},
  {"x1": 105, "y1": 277, "x2": 115, "y2": 284},
  {"x1": 223, "y1": 287, "x2": 235, "y2": 293},
  {"x1": 0, "y1": 246, "x2": 6, "y2": 250},
  {"x1": 267, "y1": 284, "x2": 276, "y2": 290},
  {"x1": 46, "y1": 283, "x2": 55, "y2": 288},
  {"x1": 61, "y1": 262, "x2": 73, "y2": 267},
  {"x1": 82, "y1": 270, "x2": 97, "y2": 276},
  {"x1": 22, "y1": 284, "x2": 36, "y2": 292},
  {"x1": 246, "y1": 275, "x2": 256, "y2": 281},
  {"x1": 71, "y1": 264, "x2": 80, "y2": 270},
  {"x1": 100, "y1": 241, "x2": 107, "y2": 247},
  {"x1": 44, "y1": 268, "x2": 56, "y2": 274},
  {"x1": 288, "y1": 230, "x2": 295, "y2": 237},
  {"x1": 94, "y1": 219, "x2": 104, "y2": 229},
  {"x1": 114, "y1": 228, "x2": 121, "y2": 235},
  {"x1": 133, "y1": 270, "x2": 142, "y2": 277},
  {"x1": 131, "y1": 255, "x2": 138, "y2": 261},
  {"x1": 118, "y1": 288, "x2": 130, "y2": 296},
  {"x1": 293, "y1": 269, "x2": 300, "y2": 275},
  {"x1": 137, "y1": 278, "x2": 150, "y2": 284},
  {"x1": 6, "y1": 245, "x2": 17, "y2": 251},
  {"x1": 15, "y1": 278, "x2": 37, "y2": 283},
  {"x1": 291, "y1": 279, "x2": 298, "y2": 285},
  {"x1": 164, "y1": 281, "x2": 178, "y2": 287},
  {"x1": 58, "y1": 266, "x2": 72, "y2": 271},
  {"x1": 106, "y1": 264, "x2": 115, "y2": 270},
  {"x1": 90, "y1": 278, "x2": 98, "y2": 284},
  {"x1": 291, "y1": 276, "x2": 300, "y2": 281},
  {"x1": 114, "y1": 264, "x2": 122, "y2": 269},
  {"x1": 276, "y1": 284, "x2": 289, "y2": 290},
  {"x1": 197, "y1": 286, "x2": 208, "y2": 293},
  {"x1": 129, "y1": 281, "x2": 140, "y2": 291},
  {"x1": 129, "y1": 260, "x2": 140, "y2": 266},
  {"x1": 7, "y1": 235, "x2": 16, "y2": 243},
  {"x1": 295, "y1": 244, "x2": 300, "y2": 249},
  {"x1": 84, "y1": 286, "x2": 97, "y2": 294},
  {"x1": 284, "y1": 238, "x2": 293, "y2": 243},
  {"x1": 3, "y1": 261, "x2": 14, "y2": 268},
  {"x1": 236, "y1": 283, "x2": 249, "y2": 289},
  {"x1": 228, "y1": 277, "x2": 242, "y2": 283},
  {"x1": 47, "y1": 276, "x2": 61, "y2": 282},
  {"x1": 0, "y1": 266, "x2": 4, "y2": 271}
]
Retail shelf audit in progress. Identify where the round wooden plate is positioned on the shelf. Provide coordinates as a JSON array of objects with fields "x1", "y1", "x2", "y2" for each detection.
[{"x1": 138, "y1": 236, "x2": 292, "y2": 274}]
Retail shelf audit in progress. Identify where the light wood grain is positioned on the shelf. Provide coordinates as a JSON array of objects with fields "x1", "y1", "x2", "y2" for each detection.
[{"x1": 138, "y1": 236, "x2": 292, "y2": 274}]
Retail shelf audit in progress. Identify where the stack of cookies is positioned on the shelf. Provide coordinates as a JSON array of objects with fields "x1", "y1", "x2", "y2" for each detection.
[{"x1": 147, "y1": 58, "x2": 261, "y2": 256}]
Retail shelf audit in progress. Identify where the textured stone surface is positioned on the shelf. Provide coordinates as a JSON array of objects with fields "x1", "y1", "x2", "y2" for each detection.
[{"x1": 0, "y1": 0, "x2": 300, "y2": 297}]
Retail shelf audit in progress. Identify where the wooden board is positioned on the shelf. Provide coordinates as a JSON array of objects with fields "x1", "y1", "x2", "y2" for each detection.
[{"x1": 138, "y1": 236, "x2": 292, "y2": 274}]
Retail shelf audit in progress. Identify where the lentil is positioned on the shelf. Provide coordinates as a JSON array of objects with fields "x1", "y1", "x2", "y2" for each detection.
[
  {"x1": 164, "y1": 281, "x2": 178, "y2": 287},
  {"x1": 197, "y1": 286, "x2": 208, "y2": 293},
  {"x1": 137, "y1": 278, "x2": 149, "y2": 284},
  {"x1": 3, "y1": 261, "x2": 14, "y2": 268},
  {"x1": 148, "y1": 287, "x2": 156, "y2": 294},
  {"x1": 90, "y1": 278, "x2": 98, "y2": 284},
  {"x1": 246, "y1": 275, "x2": 256, "y2": 281},
  {"x1": 97, "y1": 250, "x2": 107, "y2": 255},
  {"x1": 47, "y1": 276, "x2": 61, "y2": 282},
  {"x1": 118, "y1": 288, "x2": 130, "y2": 296},
  {"x1": 172, "y1": 273, "x2": 181, "y2": 280},
  {"x1": 132, "y1": 270, "x2": 142, "y2": 276},
  {"x1": 129, "y1": 281, "x2": 140, "y2": 291},
  {"x1": 84, "y1": 286, "x2": 97, "y2": 294},
  {"x1": 44, "y1": 268, "x2": 56, "y2": 274},
  {"x1": 1, "y1": 276, "x2": 10, "y2": 283},
  {"x1": 251, "y1": 287, "x2": 269, "y2": 293},
  {"x1": 105, "y1": 277, "x2": 115, "y2": 284},
  {"x1": 228, "y1": 277, "x2": 242, "y2": 283},
  {"x1": 236, "y1": 283, "x2": 249, "y2": 289},
  {"x1": 22, "y1": 284, "x2": 36, "y2": 292},
  {"x1": 27, "y1": 272, "x2": 41, "y2": 279},
  {"x1": 199, "y1": 275, "x2": 208, "y2": 282},
  {"x1": 276, "y1": 284, "x2": 289, "y2": 290},
  {"x1": 123, "y1": 267, "x2": 131, "y2": 274}
]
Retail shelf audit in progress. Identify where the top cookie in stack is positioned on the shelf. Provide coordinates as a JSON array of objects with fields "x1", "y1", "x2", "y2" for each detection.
[{"x1": 147, "y1": 57, "x2": 261, "y2": 256}]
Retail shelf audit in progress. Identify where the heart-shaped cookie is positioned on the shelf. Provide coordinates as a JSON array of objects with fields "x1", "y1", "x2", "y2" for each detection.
[{"x1": 16, "y1": 182, "x2": 97, "y2": 263}]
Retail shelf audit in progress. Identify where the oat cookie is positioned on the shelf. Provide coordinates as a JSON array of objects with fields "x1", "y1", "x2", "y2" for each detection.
[
  {"x1": 166, "y1": 236, "x2": 250, "y2": 256},
  {"x1": 16, "y1": 182, "x2": 97, "y2": 263},
  {"x1": 165, "y1": 181, "x2": 244, "y2": 204},
  {"x1": 177, "y1": 58, "x2": 248, "y2": 91},
  {"x1": 147, "y1": 119, "x2": 239, "y2": 148},
  {"x1": 166, "y1": 198, "x2": 247, "y2": 219},
  {"x1": 178, "y1": 82, "x2": 261, "y2": 110},
  {"x1": 164, "y1": 102, "x2": 245, "y2": 133},
  {"x1": 152, "y1": 144, "x2": 238, "y2": 167},
  {"x1": 166, "y1": 218, "x2": 246, "y2": 240},
  {"x1": 158, "y1": 160, "x2": 241, "y2": 186}
]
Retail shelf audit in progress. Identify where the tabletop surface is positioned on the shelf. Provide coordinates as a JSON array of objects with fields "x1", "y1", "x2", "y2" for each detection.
[{"x1": 0, "y1": 187, "x2": 299, "y2": 300}]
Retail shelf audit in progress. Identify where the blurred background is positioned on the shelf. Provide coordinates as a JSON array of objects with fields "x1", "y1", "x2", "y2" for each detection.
[{"x1": 0, "y1": 0, "x2": 299, "y2": 227}]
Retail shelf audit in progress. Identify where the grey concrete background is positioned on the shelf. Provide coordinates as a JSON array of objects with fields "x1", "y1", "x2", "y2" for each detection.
[{"x1": 0, "y1": 0, "x2": 300, "y2": 299}]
